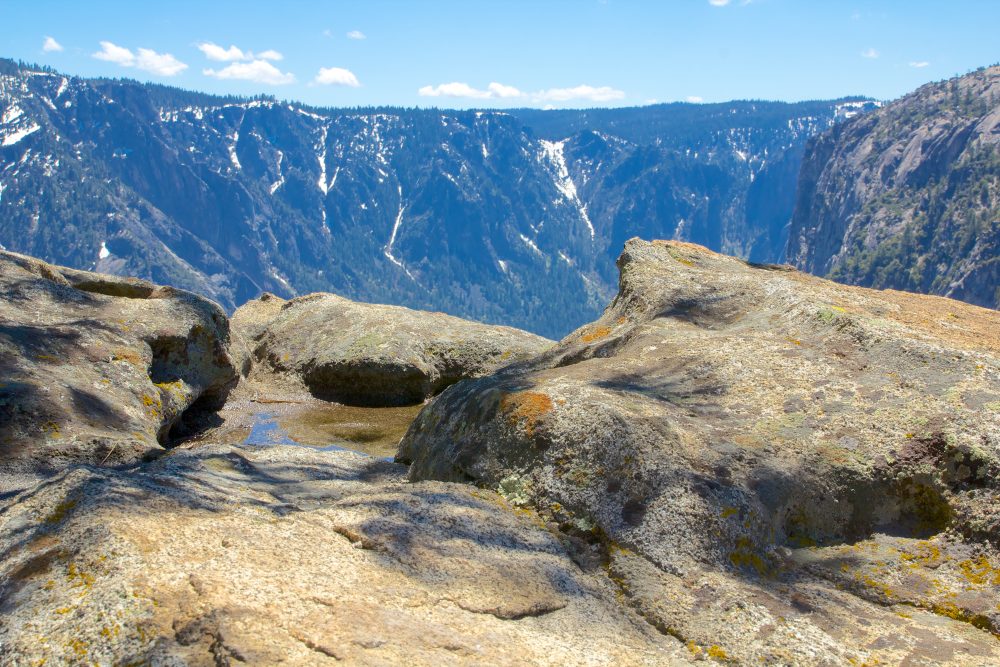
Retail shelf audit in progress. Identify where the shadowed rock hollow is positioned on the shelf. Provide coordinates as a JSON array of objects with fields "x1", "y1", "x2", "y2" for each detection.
[
  {"x1": 400, "y1": 238, "x2": 1000, "y2": 664},
  {"x1": 0, "y1": 250, "x2": 238, "y2": 488},
  {"x1": 232, "y1": 291, "x2": 552, "y2": 406}
]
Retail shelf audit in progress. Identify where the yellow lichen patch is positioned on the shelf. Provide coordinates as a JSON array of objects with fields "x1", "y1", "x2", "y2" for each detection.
[
  {"x1": 500, "y1": 391, "x2": 554, "y2": 435},
  {"x1": 707, "y1": 645, "x2": 730, "y2": 661},
  {"x1": 729, "y1": 537, "x2": 770, "y2": 576},
  {"x1": 44, "y1": 499, "x2": 77, "y2": 525},
  {"x1": 857, "y1": 572, "x2": 895, "y2": 599},
  {"x1": 607, "y1": 541, "x2": 635, "y2": 558},
  {"x1": 141, "y1": 393, "x2": 162, "y2": 418},
  {"x1": 665, "y1": 246, "x2": 697, "y2": 267},
  {"x1": 958, "y1": 555, "x2": 1000, "y2": 586},
  {"x1": 720, "y1": 507, "x2": 739, "y2": 519},
  {"x1": 928, "y1": 600, "x2": 995, "y2": 633},
  {"x1": 154, "y1": 380, "x2": 184, "y2": 393},
  {"x1": 66, "y1": 562, "x2": 95, "y2": 593},
  {"x1": 68, "y1": 638, "x2": 87, "y2": 658},
  {"x1": 899, "y1": 540, "x2": 941, "y2": 568},
  {"x1": 41, "y1": 421, "x2": 61, "y2": 438},
  {"x1": 513, "y1": 506, "x2": 548, "y2": 530},
  {"x1": 111, "y1": 349, "x2": 143, "y2": 366},
  {"x1": 580, "y1": 325, "x2": 613, "y2": 343}
]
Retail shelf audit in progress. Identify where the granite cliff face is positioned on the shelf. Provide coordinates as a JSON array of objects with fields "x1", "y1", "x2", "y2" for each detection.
[
  {"x1": 788, "y1": 65, "x2": 1000, "y2": 309},
  {"x1": 0, "y1": 58, "x2": 871, "y2": 337}
]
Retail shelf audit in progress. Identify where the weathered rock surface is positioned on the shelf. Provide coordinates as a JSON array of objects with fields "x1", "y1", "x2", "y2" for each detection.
[
  {"x1": 0, "y1": 250, "x2": 238, "y2": 486},
  {"x1": 234, "y1": 292, "x2": 552, "y2": 406},
  {"x1": 0, "y1": 443, "x2": 689, "y2": 665},
  {"x1": 400, "y1": 238, "x2": 1000, "y2": 664}
]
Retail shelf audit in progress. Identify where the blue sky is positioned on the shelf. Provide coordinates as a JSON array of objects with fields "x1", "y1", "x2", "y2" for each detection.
[{"x1": 4, "y1": 0, "x2": 999, "y2": 109}]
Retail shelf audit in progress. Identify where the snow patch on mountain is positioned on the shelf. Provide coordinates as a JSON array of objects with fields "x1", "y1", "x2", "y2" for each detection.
[
  {"x1": 384, "y1": 185, "x2": 417, "y2": 281},
  {"x1": 2, "y1": 123, "x2": 39, "y2": 146},
  {"x1": 539, "y1": 139, "x2": 595, "y2": 240}
]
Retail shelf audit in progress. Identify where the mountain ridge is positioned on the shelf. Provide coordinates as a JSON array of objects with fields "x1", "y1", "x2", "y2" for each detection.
[
  {"x1": 0, "y1": 57, "x2": 874, "y2": 337},
  {"x1": 788, "y1": 63, "x2": 1000, "y2": 309}
]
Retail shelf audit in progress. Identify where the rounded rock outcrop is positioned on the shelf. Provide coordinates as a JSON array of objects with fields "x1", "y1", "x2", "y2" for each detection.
[
  {"x1": 233, "y1": 292, "x2": 552, "y2": 406},
  {"x1": 0, "y1": 250, "x2": 238, "y2": 486},
  {"x1": 400, "y1": 238, "x2": 1000, "y2": 664}
]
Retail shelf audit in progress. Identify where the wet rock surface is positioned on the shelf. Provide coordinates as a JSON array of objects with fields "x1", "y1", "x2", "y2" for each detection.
[
  {"x1": 0, "y1": 250, "x2": 238, "y2": 488},
  {"x1": 233, "y1": 291, "x2": 552, "y2": 406},
  {"x1": 400, "y1": 238, "x2": 1000, "y2": 664},
  {"x1": 0, "y1": 443, "x2": 687, "y2": 665}
]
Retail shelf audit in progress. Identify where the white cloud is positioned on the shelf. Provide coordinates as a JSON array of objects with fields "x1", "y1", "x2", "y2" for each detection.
[
  {"x1": 861, "y1": 47, "x2": 880, "y2": 59},
  {"x1": 197, "y1": 42, "x2": 283, "y2": 62},
  {"x1": 204, "y1": 60, "x2": 295, "y2": 85},
  {"x1": 42, "y1": 36, "x2": 64, "y2": 53},
  {"x1": 708, "y1": 0, "x2": 731, "y2": 5},
  {"x1": 535, "y1": 85, "x2": 625, "y2": 103},
  {"x1": 197, "y1": 42, "x2": 246, "y2": 61},
  {"x1": 347, "y1": 30, "x2": 366, "y2": 40},
  {"x1": 418, "y1": 81, "x2": 624, "y2": 104},
  {"x1": 488, "y1": 82, "x2": 523, "y2": 98},
  {"x1": 92, "y1": 41, "x2": 188, "y2": 76},
  {"x1": 134, "y1": 49, "x2": 189, "y2": 76},
  {"x1": 93, "y1": 41, "x2": 135, "y2": 66},
  {"x1": 418, "y1": 82, "x2": 494, "y2": 99},
  {"x1": 314, "y1": 66, "x2": 360, "y2": 87},
  {"x1": 686, "y1": 95, "x2": 704, "y2": 103},
  {"x1": 909, "y1": 61, "x2": 930, "y2": 68}
]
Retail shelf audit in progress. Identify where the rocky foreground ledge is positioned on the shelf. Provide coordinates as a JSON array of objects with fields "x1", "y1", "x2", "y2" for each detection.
[
  {"x1": 1, "y1": 241, "x2": 998, "y2": 665},
  {"x1": 400, "y1": 238, "x2": 1000, "y2": 664}
]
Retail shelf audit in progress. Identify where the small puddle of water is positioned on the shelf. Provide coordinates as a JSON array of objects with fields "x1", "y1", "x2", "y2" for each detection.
[{"x1": 242, "y1": 403, "x2": 424, "y2": 460}]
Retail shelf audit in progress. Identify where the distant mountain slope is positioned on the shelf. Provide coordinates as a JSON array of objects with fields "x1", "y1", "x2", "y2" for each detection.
[
  {"x1": 788, "y1": 65, "x2": 1000, "y2": 309},
  {"x1": 0, "y1": 58, "x2": 869, "y2": 337}
]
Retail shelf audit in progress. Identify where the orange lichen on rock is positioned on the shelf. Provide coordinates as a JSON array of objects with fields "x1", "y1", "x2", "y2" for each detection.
[
  {"x1": 501, "y1": 391, "x2": 554, "y2": 435},
  {"x1": 580, "y1": 326, "x2": 613, "y2": 343}
]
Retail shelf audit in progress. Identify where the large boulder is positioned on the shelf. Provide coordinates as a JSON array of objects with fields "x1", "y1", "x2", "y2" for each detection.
[
  {"x1": 400, "y1": 239, "x2": 1000, "y2": 664},
  {"x1": 0, "y1": 443, "x2": 688, "y2": 665},
  {"x1": 0, "y1": 250, "x2": 238, "y2": 485},
  {"x1": 234, "y1": 292, "x2": 552, "y2": 406}
]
